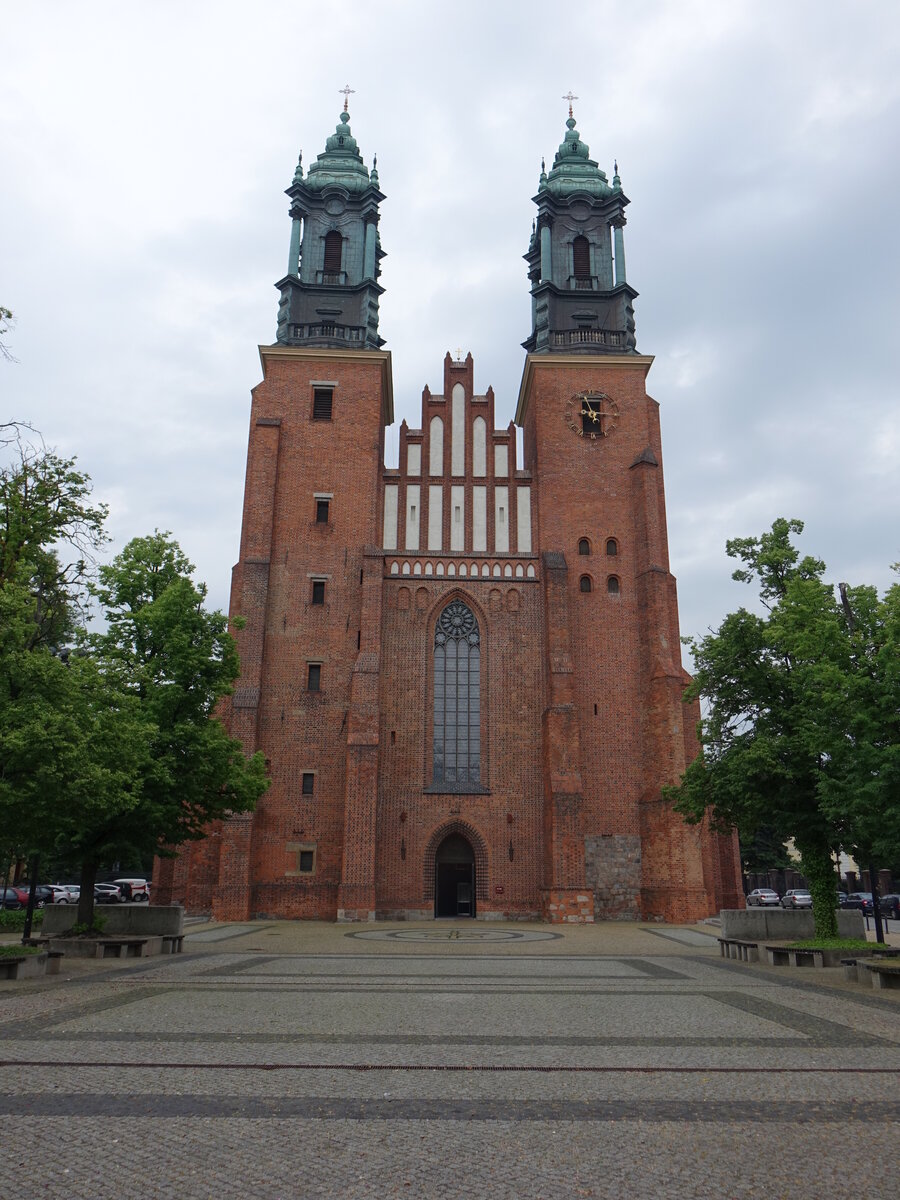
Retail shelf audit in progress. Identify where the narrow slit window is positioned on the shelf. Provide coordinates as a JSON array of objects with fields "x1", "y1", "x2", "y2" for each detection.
[
  {"x1": 313, "y1": 389, "x2": 333, "y2": 420},
  {"x1": 307, "y1": 663, "x2": 322, "y2": 692},
  {"x1": 316, "y1": 499, "x2": 330, "y2": 524},
  {"x1": 301, "y1": 773, "x2": 314, "y2": 796},
  {"x1": 323, "y1": 231, "x2": 342, "y2": 274},
  {"x1": 298, "y1": 850, "x2": 315, "y2": 872},
  {"x1": 573, "y1": 235, "x2": 591, "y2": 280},
  {"x1": 311, "y1": 580, "x2": 325, "y2": 605}
]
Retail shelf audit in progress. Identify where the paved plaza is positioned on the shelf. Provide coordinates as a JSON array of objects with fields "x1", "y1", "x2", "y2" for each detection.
[{"x1": 2, "y1": 918, "x2": 899, "y2": 1198}]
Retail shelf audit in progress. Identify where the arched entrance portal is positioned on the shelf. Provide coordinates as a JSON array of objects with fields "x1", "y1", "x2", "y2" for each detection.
[{"x1": 434, "y1": 833, "x2": 476, "y2": 918}]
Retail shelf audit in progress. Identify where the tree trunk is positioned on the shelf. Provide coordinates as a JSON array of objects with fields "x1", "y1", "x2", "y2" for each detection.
[
  {"x1": 797, "y1": 842, "x2": 838, "y2": 939},
  {"x1": 77, "y1": 859, "x2": 98, "y2": 927}
]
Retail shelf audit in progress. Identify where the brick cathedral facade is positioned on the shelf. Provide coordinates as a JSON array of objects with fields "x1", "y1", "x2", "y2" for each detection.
[{"x1": 154, "y1": 103, "x2": 742, "y2": 923}]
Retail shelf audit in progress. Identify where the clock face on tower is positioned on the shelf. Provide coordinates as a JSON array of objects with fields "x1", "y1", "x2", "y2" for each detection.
[{"x1": 564, "y1": 391, "x2": 619, "y2": 440}]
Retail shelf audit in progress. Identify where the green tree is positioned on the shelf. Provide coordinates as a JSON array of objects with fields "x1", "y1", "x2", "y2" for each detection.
[
  {"x1": 0, "y1": 439, "x2": 112, "y2": 900},
  {"x1": 819, "y1": 576, "x2": 900, "y2": 882},
  {"x1": 668, "y1": 519, "x2": 850, "y2": 937},
  {"x1": 76, "y1": 532, "x2": 268, "y2": 923}
]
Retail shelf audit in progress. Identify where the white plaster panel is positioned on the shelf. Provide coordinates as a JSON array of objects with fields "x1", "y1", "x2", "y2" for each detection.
[
  {"x1": 429, "y1": 417, "x2": 443, "y2": 476},
  {"x1": 383, "y1": 484, "x2": 399, "y2": 550},
  {"x1": 517, "y1": 486, "x2": 532, "y2": 554},
  {"x1": 428, "y1": 485, "x2": 443, "y2": 552},
  {"x1": 407, "y1": 443, "x2": 421, "y2": 476},
  {"x1": 472, "y1": 486, "x2": 487, "y2": 552},
  {"x1": 451, "y1": 485, "x2": 465, "y2": 551},
  {"x1": 405, "y1": 485, "x2": 420, "y2": 551},
  {"x1": 473, "y1": 417, "x2": 486, "y2": 477},
  {"x1": 494, "y1": 443, "x2": 508, "y2": 477},
  {"x1": 494, "y1": 485, "x2": 509, "y2": 554},
  {"x1": 451, "y1": 383, "x2": 465, "y2": 476}
]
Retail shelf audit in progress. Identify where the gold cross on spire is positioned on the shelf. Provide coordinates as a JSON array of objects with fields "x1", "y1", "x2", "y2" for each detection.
[
  {"x1": 339, "y1": 84, "x2": 355, "y2": 112},
  {"x1": 562, "y1": 90, "x2": 578, "y2": 118}
]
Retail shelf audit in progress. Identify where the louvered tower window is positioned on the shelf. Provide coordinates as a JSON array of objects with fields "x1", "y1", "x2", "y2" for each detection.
[
  {"x1": 572, "y1": 235, "x2": 591, "y2": 280},
  {"x1": 323, "y1": 231, "x2": 343, "y2": 274},
  {"x1": 433, "y1": 600, "x2": 481, "y2": 790}
]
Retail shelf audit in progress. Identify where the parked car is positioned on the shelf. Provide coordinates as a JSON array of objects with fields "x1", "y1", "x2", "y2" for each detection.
[
  {"x1": 0, "y1": 887, "x2": 24, "y2": 910},
  {"x1": 48, "y1": 884, "x2": 79, "y2": 904},
  {"x1": 781, "y1": 889, "x2": 813, "y2": 909},
  {"x1": 15, "y1": 884, "x2": 54, "y2": 907},
  {"x1": 878, "y1": 894, "x2": 900, "y2": 920},
  {"x1": 837, "y1": 892, "x2": 851, "y2": 907},
  {"x1": 114, "y1": 878, "x2": 150, "y2": 902},
  {"x1": 8, "y1": 885, "x2": 45, "y2": 909},
  {"x1": 94, "y1": 883, "x2": 123, "y2": 904},
  {"x1": 746, "y1": 888, "x2": 781, "y2": 907},
  {"x1": 844, "y1": 892, "x2": 874, "y2": 912}
]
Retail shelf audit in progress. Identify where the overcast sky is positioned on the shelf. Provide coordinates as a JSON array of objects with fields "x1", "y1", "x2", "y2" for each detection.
[{"x1": 3, "y1": 0, "x2": 898, "y2": 648}]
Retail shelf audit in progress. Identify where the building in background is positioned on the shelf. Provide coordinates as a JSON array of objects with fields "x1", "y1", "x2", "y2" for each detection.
[{"x1": 154, "y1": 101, "x2": 742, "y2": 922}]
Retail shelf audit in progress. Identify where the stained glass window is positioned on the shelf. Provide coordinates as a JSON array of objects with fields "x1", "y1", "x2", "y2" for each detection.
[{"x1": 433, "y1": 600, "x2": 480, "y2": 790}]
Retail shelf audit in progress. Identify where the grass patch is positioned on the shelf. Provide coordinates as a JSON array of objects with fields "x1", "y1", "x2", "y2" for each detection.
[
  {"x1": 786, "y1": 938, "x2": 883, "y2": 952},
  {"x1": 0, "y1": 944, "x2": 40, "y2": 958}
]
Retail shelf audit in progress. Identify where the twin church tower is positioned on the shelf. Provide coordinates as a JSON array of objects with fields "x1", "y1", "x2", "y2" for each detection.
[{"x1": 155, "y1": 98, "x2": 741, "y2": 922}]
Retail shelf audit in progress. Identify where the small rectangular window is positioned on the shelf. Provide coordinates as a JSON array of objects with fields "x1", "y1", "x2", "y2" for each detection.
[
  {"x1": 298, "y1": 850, "x2": 315, "y2": 872},
  {"x1": 301, "y1": 772, "x2": 314, "y2": 795},
  {"x1": 313, "y1": 388, "x2": 333, "y2": 420},
  {"x1": 307, "y1": 663, "x2": 321, "y2": 692},
  {"x1": 311, "y1": 580, "x2": 325, "y2": 605},
  {"x1": 316, "y1": 499, "x2": 330, "y2": 524}
]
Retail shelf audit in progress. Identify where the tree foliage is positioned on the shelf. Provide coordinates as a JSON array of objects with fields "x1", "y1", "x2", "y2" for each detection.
[
  {"x1": 668, "y1": 518, "x2": 899, "y2": 938},
  {"x1": 0, "y1": 437, "x2": 267, "y2": 927}
]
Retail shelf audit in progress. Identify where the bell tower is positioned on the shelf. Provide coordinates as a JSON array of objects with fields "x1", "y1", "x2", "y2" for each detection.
[
  {"x1": 518, "y1": 103, "x2": 741, "y2": 922},
  {"x1": 523, "y1": 100, "x2": 636, "y2": 356},
  {"x1": 275, "y1": 93, "x2": 386, "y2": 350}
]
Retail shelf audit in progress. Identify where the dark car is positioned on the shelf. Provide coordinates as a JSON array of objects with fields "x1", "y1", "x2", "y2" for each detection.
[
  {"x1": 878, "y1": 894, "x2": 900, "y2": 920},
  {"x1": 0, "y1": 887, "x2": 24, "y2": 910},
  {"x1": 844, "y1": 892, "x2": 874, "y2": 912},
  {"x1": 8, "y1": 885, "x2": 46, "y2": 909}
]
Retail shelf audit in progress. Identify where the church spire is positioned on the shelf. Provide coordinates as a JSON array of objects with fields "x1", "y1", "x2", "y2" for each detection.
[
  {"x1": 523, "y1": 106, "x2": 637, "y2": 355},
  {"x1": 275, "y1": 97, "x2": 386, "y2": 350}
]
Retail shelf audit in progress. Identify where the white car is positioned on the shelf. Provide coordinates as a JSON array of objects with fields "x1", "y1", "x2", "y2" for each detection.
[
  {"x1": 114, "y1": 878, "x2": 150, "y2": 902},
  {"x1": 746, "y1": 888, "x2": 781, "y2": 907},
  {"x1": 48, "y1": 884, "x2": 80, "y2": 904}
]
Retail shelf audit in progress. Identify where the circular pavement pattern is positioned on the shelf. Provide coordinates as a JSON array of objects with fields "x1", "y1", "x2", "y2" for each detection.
[{"x1": 346, "y1": 927, "x2": 562, "y2": 942}]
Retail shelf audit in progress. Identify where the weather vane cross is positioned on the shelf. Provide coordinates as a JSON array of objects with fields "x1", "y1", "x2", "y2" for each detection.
[
  {"x1": 339, "y1": 84, "x2": 355, "y2": 112},
  {"x1": 562, "y1": 90, "x2": 578, "y2": 118}
]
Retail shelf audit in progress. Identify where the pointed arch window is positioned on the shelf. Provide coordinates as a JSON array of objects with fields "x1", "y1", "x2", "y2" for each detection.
[
  {"x1": 433, "y1": 600, "x2": 480, "y2": 790},
  {"x1": 573, "y1": 235, "x2": 591, "y2": 280},
  {"x1": 323, "y1": 231, "x2": 343, "y2": 274}
]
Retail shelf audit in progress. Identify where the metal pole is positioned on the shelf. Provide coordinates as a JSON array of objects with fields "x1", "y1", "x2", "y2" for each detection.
[
  {"x1": 22, "y1": 854, "x2": 39, "y2": 944},
  {"x1": 869, "y1": 861, "x2": 885, "y2": 944}
]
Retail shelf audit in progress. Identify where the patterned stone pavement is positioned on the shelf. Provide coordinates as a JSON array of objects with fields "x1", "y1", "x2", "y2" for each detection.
[{"x1": 1, "y1": 919, "x2": 899, "y2": 1199}]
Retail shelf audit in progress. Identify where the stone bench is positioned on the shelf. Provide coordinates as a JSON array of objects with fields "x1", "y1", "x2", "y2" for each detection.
[
  {"x1": 161, "y1": 934, "x2": 184, "y2": 954},
  {"x1": 94, "y1": 937, "x2": 152, "y2": 959},
  {"x1": 0, "y1": 955, "x2": 29, "y2": 980},
  {"x1": 0, "y1": 950, "x2": 59, "y2": 980},
  {"x1": 763, "y1": 945, "x2": 846, "y2": 968},
  {"x1": 858, "y1": 959, "x2": 900, "y2": 990},
  {"x1": 718, "y1": 937, "x2": 759, "y2": 963}
]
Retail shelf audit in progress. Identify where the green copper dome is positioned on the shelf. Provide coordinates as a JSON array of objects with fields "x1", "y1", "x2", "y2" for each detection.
[
  {"x1": 304, "y1": 111, "x2": 374, "y2": 194},
  {"x1": 540, "y1": 117, "x2": 611, "y2": 199}
]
